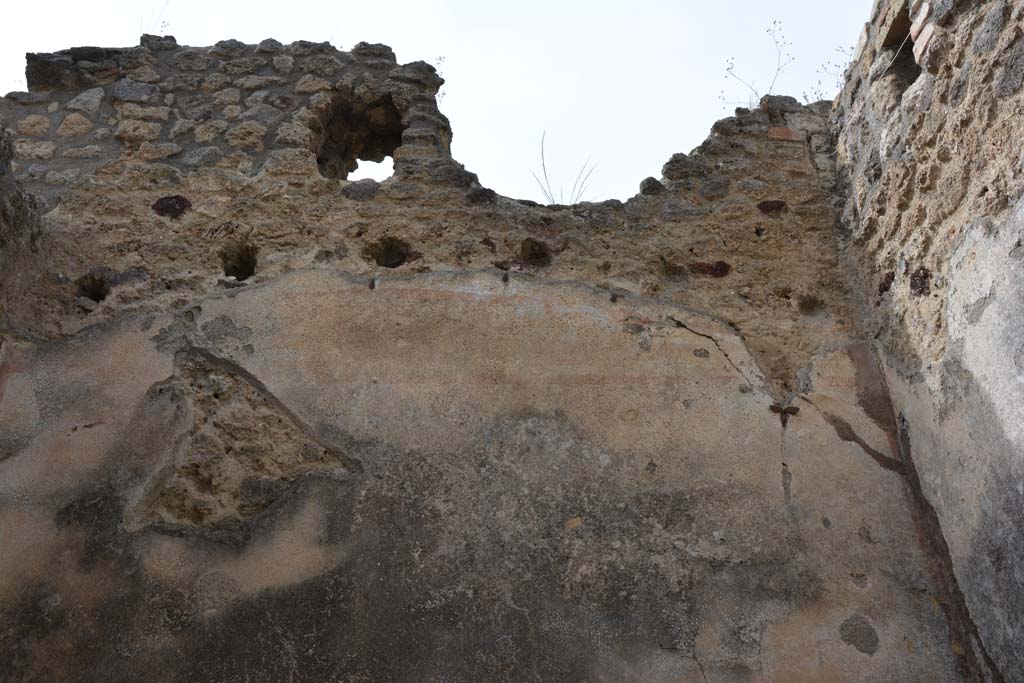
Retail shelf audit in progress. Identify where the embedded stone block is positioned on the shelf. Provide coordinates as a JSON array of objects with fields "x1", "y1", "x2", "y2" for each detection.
[
  {"x1": 225, "y1": 121, "x2": 268, "y2": 151},
  {"x1": 114, "y1": 119, "x2": 162, "y2": 143},
  {"x1": 913, "y1": 23, "x2": 935, "y2": 64},
  {"x1": 14, "y1": 139, "x2": 56, "y2": 159},
  {"x1": 112, "y1": 78, "x2": 159, "y2": 102},
  {"x1": 16, "y1": 114, "x2": 50, "y2": 136},
  {"x1": 234, "y1": 75, "x2": 283, "y2": 90},
  {"x1": 273, "y1": 54, "x2": 294, "y2": 74},
  {"x1": 194, "y1": 120, "x2": 229, "y2": 142},
  {"x1": 910, "y1": 1, "x2": 932, "y2": 40},
  {"x1": 56, "y1": 112, "x2": 94, "y2": 137},
  {"x1": 63, "y1": 145, "x2": 103, "y2": 159},
  {"x1": 138, "y1": 142, "x2": 182, "y2": 160},
  {"x1": 115, "y1": 103, "x2": 171, "y2": 121},
  {"x1": 66, "y1": 87, "x2": 105, "y2": 114},
  {"x1": 294, "y1": 75, "x2": 332, "y2": 93}
]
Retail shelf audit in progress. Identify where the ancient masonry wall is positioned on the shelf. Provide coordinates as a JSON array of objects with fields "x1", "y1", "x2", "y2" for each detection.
[
  {"x1": 1, "y1": 2, "x2": 1022, "y2": 677},
  {"x1": 834, "y1": 0, "x2": 1024, "y2": 678},
  {"x1": 0, "y1": 36, "x2": 845, "y2": 396}
]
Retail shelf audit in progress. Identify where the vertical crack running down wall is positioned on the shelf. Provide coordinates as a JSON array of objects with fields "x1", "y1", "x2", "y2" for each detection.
[
  {"x1": 834, "y1": 0, "x2": 1024, "y2": 677},
  {"x1": 812, "y1": 340, "x2": 1004, "y2": 679},
  {"x1": 843, "y1": 339, "x2": 1006, "y2": 680},
  {"x1": 895, "y1": 414, "x2": 1006, "y2": 682}
]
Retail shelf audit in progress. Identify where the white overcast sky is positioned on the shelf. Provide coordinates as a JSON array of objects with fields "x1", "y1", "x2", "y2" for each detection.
[{"x1": 0, "y1": 1, "x2": 870, "y2": 201}]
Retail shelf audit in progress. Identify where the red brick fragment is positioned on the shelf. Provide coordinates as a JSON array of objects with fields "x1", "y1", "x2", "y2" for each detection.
[{"x1": 768, "y1": 127, "x2": 805, "y2": 142}]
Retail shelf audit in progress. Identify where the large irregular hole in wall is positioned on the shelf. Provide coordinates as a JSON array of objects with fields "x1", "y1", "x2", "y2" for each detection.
[
  {"x1": 880, "y1": 3, "x2": 922, "y2": 95},
  {"x1": 316, "y1": 94, "x2": 405, "y2": 181},
  {"x1": 347, "y1": 157, "x2": 394, "y2": 182}
]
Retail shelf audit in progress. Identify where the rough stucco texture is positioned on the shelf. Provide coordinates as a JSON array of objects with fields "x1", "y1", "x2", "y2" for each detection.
[{"x1": 0, "y1": 271, "x2": 959, "y2": 681}]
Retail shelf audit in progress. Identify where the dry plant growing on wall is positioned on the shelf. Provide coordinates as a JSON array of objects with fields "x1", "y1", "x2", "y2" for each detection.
[
  {"x1": 719, "y1": 20, "x2": 795, "y2": 109},
  {"x1": 141, "y1": 0, "x2": 173, "y2": 36},
  {"x1": 803, "y1": 45, "x2": 855, "y2": 103},
  {"x1": 529, "y1": 131, "x2": 598, "y2": 205},
  {"x1": 434, "y1": 55, "x2": 448, "y2": 103}
]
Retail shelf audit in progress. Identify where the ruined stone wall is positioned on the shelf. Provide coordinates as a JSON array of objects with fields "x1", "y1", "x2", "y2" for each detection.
[
  {"x1": 834, "y1": 0, "x2": 1024, "y2": 678},
  {"x1": 5, "y1": 36, "x2": 460, "y2": 195},
  {"x1": 0, "y1": 23, "x2": 1006, "y2": 683},
  {"x1": 0, "y1": 36, "x2": 848, "y2": 396}
]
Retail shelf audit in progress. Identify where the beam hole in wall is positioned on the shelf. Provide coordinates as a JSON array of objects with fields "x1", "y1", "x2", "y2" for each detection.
[
  {"x1": 75, "y1": 272, "x2": 110, "y2": 303},
  {"x1": 219, "y1": 238, "x2": 258, "y2": 281},
  {"x1": 363, "y1": 236, "x2": 413, "y2": 268},
  {"x1": 880, "y1": 4, "x2": 922, "y2": 95},
  {"x1": 518, "y1": 238, "x2": 552, "y2": 267},
  {"x1": 315, "y1": 93, "x2": 404, "y2": 181}
]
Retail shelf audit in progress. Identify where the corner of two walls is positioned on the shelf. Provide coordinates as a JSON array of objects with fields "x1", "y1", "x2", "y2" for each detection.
[
  {"x1": 0, "y1": 128, "x2": 43, "y2": 339},
  {"x1": 834, "y1": 0, "x2": 1024, "y2": 678}
]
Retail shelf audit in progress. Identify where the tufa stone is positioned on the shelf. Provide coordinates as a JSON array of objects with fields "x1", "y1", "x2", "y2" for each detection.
[
  {"x1": 138, "y1": 142, "x2": 182, "y2": 160},
  {"x1": 169, "y1": 118, "x2": 197, "y2": 139},
  {"x1": 261, "y1": 148, "x2": 318, "y2": 175},
  {"x1": 213, "y1": 88, "x2": 241, "y2": 105},
  {"x1": 16, "y1": 115, "x2": 50, "y2": 136},
  {"x1": 234, "y1": 75, "x2": 283, "y2": 90},
  {"x1": 56, "y1": 113, "x2": 94, "y2": 137},
  {"x1": 299, "y1": 55, "x2": 343, "y2": 77},
  {"x1": 273, "y1": 54, "x2": 295, "y2": 74},
  {"x1": 294, "y1": 75, "x2": 332, "y2": 93},
  {"x1": 194, "y1": 120, "x2": 229, "y2": 142},
  {"x1": 221, "y1": 58, "x2": 267, "y2": 76},
  {"x1": 63, "y1": 145, "x2": 103, "y2": 159},
  {"x1": 114, "y1": 119, "x2": 162, "y2": 143},
  {"x1": 241, "y1": 104, "x2": 285, "y2": 126},
  {"x1": 275, "y1": 121, "x2": 313, "y2": 148},
  {"x1": 14, "y1": 139, "x2": 56, "y2": 159},
  {"x1": 225, "y1": 121, "x2": 268, "y2": 151},
  {"x1": 115, "y1": 103, "x2": 171, "y2": 121}
]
